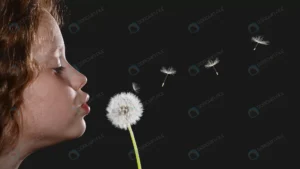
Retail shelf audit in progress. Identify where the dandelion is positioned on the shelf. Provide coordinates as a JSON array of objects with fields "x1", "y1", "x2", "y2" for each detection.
[
  {"x1": 160, "y1": 66, "x2": 176, "y2": 87},
  {"x1": 205, "y1": 58, "x2": 220, "y2": 75},
  {"x1": 251, "y1": 36, "x2": 270, "y2": 50},
  {"x1": 132, "y1": 82, "x2": 140, "y2": 93},
  {"x1": 106, "y1": 92, "x2": 144, "y2": 169}
]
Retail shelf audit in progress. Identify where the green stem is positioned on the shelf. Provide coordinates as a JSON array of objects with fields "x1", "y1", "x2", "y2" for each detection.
[{"x1": 128, "y1": 124, "x2": 142, "y2": 169}]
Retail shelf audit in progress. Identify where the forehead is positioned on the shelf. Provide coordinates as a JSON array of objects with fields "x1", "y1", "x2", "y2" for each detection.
[{"x1": 31, "y1": 10, "x2": 65, "y2": 64}]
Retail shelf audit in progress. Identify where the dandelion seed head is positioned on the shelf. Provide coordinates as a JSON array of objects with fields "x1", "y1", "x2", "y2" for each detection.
[
  {"x1": 160, "y1": 66, "x2": 176, "y2": 75},
  {"x1": 106, "y1": 92, "x2": 144, "y2": 130},
  {"x1": 205, "y1": 58, "x2": 220, "y2": 68},
  {"x1": 251, "y1": 36, "x2": 270, "y2": 45}
]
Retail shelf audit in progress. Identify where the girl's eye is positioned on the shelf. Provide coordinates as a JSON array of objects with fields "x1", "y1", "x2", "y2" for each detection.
[{"x1": 53, "y1": 66, "x2": 65, "y2": 75}]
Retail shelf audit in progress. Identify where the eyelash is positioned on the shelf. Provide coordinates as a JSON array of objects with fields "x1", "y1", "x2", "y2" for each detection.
[{"x1": 53, "y1": 66, "x2": 65, "y2": 75}]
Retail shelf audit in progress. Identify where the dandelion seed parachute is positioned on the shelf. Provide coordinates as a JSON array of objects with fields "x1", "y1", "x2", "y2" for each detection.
[
  {"x1": 160, "y1": 66, "x2": 176, "y2": 87},
  {"x1": 251, "y1": 36, "x2": 270, "y2": 50},
  {"x1": 205, "y1": 58, "x2": 220, "y2": 75},
  {"x1": 132, "y1": 82, "x2": 140, "y2": 93}
]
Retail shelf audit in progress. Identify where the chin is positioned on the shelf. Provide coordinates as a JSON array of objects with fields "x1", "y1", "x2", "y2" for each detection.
[
  {"x1": 76, "y1": 119, "x2": 87, "y2": 138},
  {"x1": 65, "y1": 119, "x2": 87, "y2": 140}
]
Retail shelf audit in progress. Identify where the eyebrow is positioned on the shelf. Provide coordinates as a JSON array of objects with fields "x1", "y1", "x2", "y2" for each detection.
[
  {"x1": 52, "y1": 45, "x2": 65, "y2": 55},
  {"x1": 47, "y1": 46, "x2": 65, "y2": 62},
  {"x1": 51, "y1": 45, "x2": 64, "y2": 54}
]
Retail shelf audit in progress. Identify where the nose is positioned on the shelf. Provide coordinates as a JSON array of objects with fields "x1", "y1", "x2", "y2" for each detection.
[{"x1": 71, "y1": 68, "x2": 88, "y2": 91}]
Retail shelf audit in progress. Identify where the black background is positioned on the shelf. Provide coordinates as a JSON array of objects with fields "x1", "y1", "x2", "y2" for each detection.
[{"x1": 19, "y1": 1, "x2": 290, "y2": 169}]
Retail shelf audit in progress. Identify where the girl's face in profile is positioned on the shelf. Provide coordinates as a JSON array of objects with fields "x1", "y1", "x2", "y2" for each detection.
[{"x1": 20, "y1": 10, "x2": 90, "y2": 146}]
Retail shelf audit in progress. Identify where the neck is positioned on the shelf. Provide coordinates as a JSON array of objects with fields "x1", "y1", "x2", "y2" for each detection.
[
  {"x1": 0, "y1": 153, "x2": 23, "y2": 169},
  {"x1": 0, "y1": 143, "x2": 26, "y2": 169},
  {"x1": 0, "y1": 136, "x2": 42, "y2": 169}
]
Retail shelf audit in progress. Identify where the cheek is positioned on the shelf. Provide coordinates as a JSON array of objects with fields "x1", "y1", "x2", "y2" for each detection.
[
  {"x1": 22, "y1": 71, "x2": 76, "y2": 132},
  {"x1": 37, "y1": 105, "x2": 74, "y2": 131},
  {"x1": 25, "y1": 71, "x2": 61, "y2": 101}
]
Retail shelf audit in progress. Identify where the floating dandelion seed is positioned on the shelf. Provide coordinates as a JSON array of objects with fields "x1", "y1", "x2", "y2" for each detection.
[
  {"x1": 160, "y1": 66, "x2": 176, "y2": 87},
  {"x1": 132, "y1": 82, "x2": 140, "y2": 93},
  {"x1": 106, "y1": 92, "x2": 144, "y2": 169},
  {"x1": 251, "y1": 36, "x2": 270, "y2": 50},
  {"x1": 205, "y1": 58, "x2": 220, "y2": 75}
]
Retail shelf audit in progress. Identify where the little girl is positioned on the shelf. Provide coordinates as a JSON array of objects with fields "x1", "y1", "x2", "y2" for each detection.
[{"x1": 0, "y1": 1, "x2": 91, "y2": 168}]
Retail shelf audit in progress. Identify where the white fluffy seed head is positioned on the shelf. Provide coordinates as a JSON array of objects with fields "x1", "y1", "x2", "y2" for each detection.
[{"x1": 106, "y1": 92, "x2": 144, "y2": 130}]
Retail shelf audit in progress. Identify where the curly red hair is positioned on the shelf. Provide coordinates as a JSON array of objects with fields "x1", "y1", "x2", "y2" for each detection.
[{"x1": 0, "y1": 0, "x2": 67, "y2": 155}]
